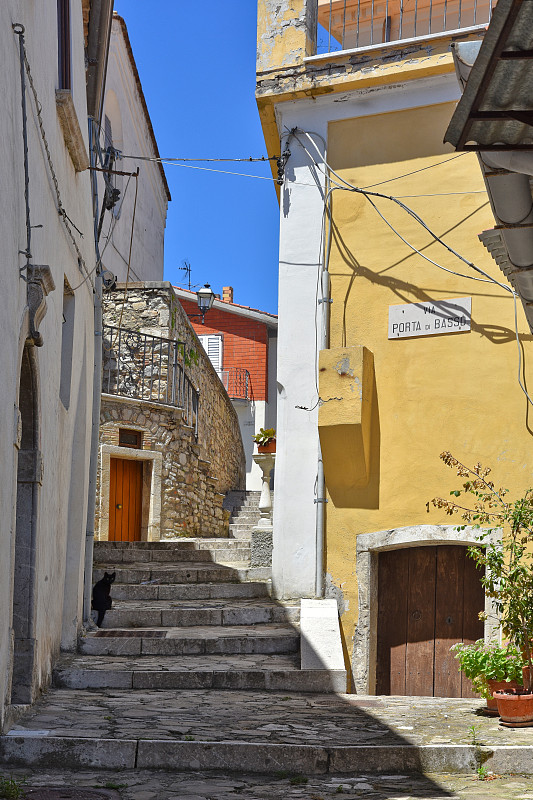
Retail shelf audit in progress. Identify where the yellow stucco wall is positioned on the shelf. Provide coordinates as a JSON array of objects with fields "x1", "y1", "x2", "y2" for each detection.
[{"x1": 322, "y1": 102, "x2": 533, "y2": 681}]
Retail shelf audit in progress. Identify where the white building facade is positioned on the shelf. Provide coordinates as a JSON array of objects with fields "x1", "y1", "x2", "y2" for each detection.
[{"x1": 0, "y1": 0, "x2": 113, "y2": 729}]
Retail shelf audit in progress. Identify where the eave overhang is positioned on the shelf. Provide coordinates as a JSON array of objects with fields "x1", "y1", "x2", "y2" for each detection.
[{"x1": 445, "y1": 0, "x2": 533, "y2": 151}]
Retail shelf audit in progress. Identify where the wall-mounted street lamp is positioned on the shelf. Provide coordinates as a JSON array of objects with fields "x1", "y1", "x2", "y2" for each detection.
[{"x1": 187, "y1": 283, "x2": 216, "y2": 324}]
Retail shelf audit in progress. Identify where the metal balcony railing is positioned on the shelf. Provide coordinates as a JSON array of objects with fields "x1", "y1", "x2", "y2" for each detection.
[
  {"x1": 317, "y1": 0, "x2": 492, "y2": 53},
  {"x1": 219, "y1": 367, "x2": 251, "y2": 401},
  {"x1": 102, "y1": 325, "x2": 199, "y2": 434}
]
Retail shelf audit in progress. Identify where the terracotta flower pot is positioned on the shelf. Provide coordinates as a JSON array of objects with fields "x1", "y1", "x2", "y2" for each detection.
[
  {"x1": 494, "y1": 690, "x2": 533, "y2": 725},
  {"x1": 257, "y1": 440, "x2": 276, "y2": 454},
  {"x1": 486, "y1": 680, "x2": 522, "y2": 714}
]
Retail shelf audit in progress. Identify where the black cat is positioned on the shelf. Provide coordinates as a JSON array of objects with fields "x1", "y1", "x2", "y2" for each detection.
[{"x1": 92, "y1": 571, "x2": 116, "y2": 627}]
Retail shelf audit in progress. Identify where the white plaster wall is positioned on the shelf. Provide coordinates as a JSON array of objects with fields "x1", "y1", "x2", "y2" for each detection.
[
  {"x1": 266, "y1": 331, "x2": 277, "y2": 432},
  {"x1": 272, "y1": 72, "x2": 460, "y2": 600},
  {"x1": 233, "y1": 399, "x2": 268, "y2": 491},
  {"x1": 0, "y1": 0, "x2": 95, "y2": 726},
  {"x1": 272, "y1": 124, "x2": 327, "y2": 599},
  {"x1": 98, "y1": 18, "x2": 168, "y2": 283}
]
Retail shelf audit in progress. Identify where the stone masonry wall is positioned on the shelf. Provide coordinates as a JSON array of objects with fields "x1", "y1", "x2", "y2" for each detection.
[{"x1": 98, "y1": 283, "x2": 245, "y2": 539}]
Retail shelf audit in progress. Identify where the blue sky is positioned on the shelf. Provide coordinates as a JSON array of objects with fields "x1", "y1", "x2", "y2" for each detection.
[{"x1": 113, "y1": 1, "x2": 280, "y2": 314}]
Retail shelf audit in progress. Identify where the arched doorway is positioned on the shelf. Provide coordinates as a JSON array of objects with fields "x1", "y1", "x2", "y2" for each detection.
[
  {"x1": 353, "y1": 525, "x2": 497, "y2": 696},
  {"x1": 376, "y1": 544, "x2": 484, "y2": 697},
  {"x1": 11, "y1": 346, "x2": 40, "y2": 704}
]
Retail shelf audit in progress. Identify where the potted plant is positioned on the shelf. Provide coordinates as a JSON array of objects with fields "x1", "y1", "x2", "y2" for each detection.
[
  {"x1": 450, "y1": 639, "x2": 524, "y2": 714},
  {"x1": 253, "y1": 427, "x2": 276, "y2": 454},
  {"x1": 433, "y1": 452, "x2": 533, "y2": 726}
]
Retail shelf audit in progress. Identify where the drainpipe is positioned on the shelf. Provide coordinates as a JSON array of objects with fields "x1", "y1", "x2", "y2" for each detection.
[
  {"x1": 315, "y1": 266, "x2": 330, "y2": 597},
  {"x1": 83, "y1": 118, "x2": 103, "y2": 625}
]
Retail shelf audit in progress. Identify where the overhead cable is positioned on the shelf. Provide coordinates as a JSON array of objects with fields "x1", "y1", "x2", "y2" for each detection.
[
  {"x1": 120, "y1": 154, "x2": 278, "y2": 163},
  {"x1": 293, "y1": 127, "x2": 533, "y2": 409},
  {"x1": 14, "y1": 26, "x2": 93, "y2": 287}
]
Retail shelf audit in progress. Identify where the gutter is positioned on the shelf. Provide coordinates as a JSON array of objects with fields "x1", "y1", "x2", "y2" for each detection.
[{"x1": 86, "y1": 0, "x2": 113, "y2": 121}]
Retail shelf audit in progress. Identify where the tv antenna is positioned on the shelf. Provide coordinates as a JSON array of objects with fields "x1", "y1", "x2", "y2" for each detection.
[{"x1": 179, "y1": 260, "x2": 192, "y2": 290}]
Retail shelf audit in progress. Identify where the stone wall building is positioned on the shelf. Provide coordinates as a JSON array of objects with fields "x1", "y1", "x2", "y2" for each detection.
[
  {"x1": 175, "y1": 285, "x2": 277, "y2": 491},
  {"x1": 96, "y1": 283, "x2": 246, "y2": 541}
]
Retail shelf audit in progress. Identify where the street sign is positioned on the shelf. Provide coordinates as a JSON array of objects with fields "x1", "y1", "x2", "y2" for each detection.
[{"x1": 388, "y1": 297, "x2": 471, "y2": 339}]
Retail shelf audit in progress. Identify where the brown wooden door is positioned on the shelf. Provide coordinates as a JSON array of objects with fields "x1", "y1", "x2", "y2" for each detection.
[
  {"x1": 109, "y1": 458, "x2": 142, "y2": 542},
  {"x1": 376, "y1": 545, "x2": 484, "y2": 697}
]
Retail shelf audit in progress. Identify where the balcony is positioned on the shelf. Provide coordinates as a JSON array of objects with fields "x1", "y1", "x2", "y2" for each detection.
[
  {"x1": 317, "y1": 0, "x2": 493, "y2": 53},
  {"x1": 102, "y1": 325, "x2": 199, "y2": 433},
  {"x1": 219, "y1": 368, "x2": 252, "y2": 401}
]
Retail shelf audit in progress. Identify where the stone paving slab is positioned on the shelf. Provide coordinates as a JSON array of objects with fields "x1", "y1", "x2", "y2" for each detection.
[
  {"x1": 1, "y1": 766, "x2": 533, "y2": 799},
  {"x1": 6, "y1": 690, "x2": 533, "y2": 747}
]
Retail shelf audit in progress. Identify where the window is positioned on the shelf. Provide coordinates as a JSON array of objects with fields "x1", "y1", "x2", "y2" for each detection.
[
  {"x1": 60, "y1": 282, "x2": 75, "y2": 408},
  {"x1": 198, "y1": 334, "x2": 223, "y2": 375},
  {"x1": 57, "y1": 0, "x2": 71, "y2": 91},
  {"x1": 119, "y1": 429, "x2": 142, "y2": 449}
]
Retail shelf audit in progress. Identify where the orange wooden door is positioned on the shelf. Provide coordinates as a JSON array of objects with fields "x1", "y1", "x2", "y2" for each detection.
[
  {"x1": 376, "y1": 545, "x2": 484, "y2": 697},
  {"x1": 109, "y1": 458, "x2": 142, "y2": 541}
]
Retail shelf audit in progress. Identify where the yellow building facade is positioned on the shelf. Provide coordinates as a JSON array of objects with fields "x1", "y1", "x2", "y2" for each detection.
[{"x1": 257, "y1": 0, "x2": 533, "y2": 695}]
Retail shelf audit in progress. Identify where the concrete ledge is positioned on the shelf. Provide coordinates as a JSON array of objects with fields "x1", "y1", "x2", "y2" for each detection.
[
  {"x1": 300, "y1": 599, "x2": 346, "y2": 674},
  {"x1": 329, "y1": 744, "x2": 479, "y2": 773},
  {"x1": 0, "y1": 736, "x2": 137, "y2": 769},
  {"x1": 136, "y1": 740, "x2": 329, "y2": 773},
  {"x1": 4, "y1": 736, "x2": 533, "y2": 774}
]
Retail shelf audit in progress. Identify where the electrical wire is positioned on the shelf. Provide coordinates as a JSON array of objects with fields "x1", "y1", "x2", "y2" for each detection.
[
  {"x1": 70, "y1": 173, "x2": 134, "y2": 292},
  {"x1": 293, "y1": 129, "x2": 514, "y2": 294},
  {"x1": 292, "y1": 127, "x2": 533, "y2": 409},
  {"x1": 361, "y1": 152, "x2": 470, "y2": 189},
  {"x1": 113, "y1": 173, "x2": 139, "y2": 337},
  {"x1": 121, "y1": 154, "x2": 278, "y2": 163},
  {"x1": 16, "y1": 29, "x2": 93, "y2": 288}
]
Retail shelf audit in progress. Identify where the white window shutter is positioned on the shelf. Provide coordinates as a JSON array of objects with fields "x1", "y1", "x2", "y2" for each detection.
[{"x1": 198, "y1": 335, "x2": 223, "y2": 374}]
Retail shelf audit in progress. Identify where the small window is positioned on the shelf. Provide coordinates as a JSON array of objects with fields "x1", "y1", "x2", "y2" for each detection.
[
  {"x1": 198, "y1": 334, "x2": 223, "y2": 374},
  {"x1": 57, "y1": 0, "x2": 71, "y2": 91},
  {"x1": 119, "y1": 429, "x2": 142, "y2": 449},
  {"x1": 60, "y1": 282, "x2": 75, "y2": 408}
]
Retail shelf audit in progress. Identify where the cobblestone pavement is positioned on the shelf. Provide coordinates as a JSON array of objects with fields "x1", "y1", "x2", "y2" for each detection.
[
  {"x1": 0, "y1": 765, "x2": 532, "y2": 799},
  {"x1": 8, "y1": 691, "x2": 533, "y2": 747}
]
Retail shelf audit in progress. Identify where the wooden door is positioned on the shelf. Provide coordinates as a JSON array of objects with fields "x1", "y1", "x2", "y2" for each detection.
[
  {"x1": 376, "y1": 545, "x2": 484, "y2": 697},
  {"x1": 109, "y1": 458, "x2": 142, "y2": 541}
]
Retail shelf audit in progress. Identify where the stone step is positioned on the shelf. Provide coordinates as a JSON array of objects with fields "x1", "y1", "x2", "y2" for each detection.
[
  {"x1": 230, "y1": 509, "x2": 260, "y2": 519},
  {"x1": 93, "y1": 547, "x2": 215, "y2": 564},
  {"x1": 79, "y1": 625, "x2": 299, "y2": 656},
  {"x1": 52, "y1": 657, "x2": 344, "y2": 692},
  {"x1": 228, "y1": 528, "x2": 252, "y2": 541},
  {"x1": 228, "y1": 525, "x2": 253, "y2": 535},
  {"x1": 93, "y1": 563, "x2": 270, "y2": 585},
  {"x1": 97, "y1": 600, "x2": 300, "y2": 628},
  {"x1": 3, "y1": 692, "x2": 527, "y2": 775},
  {"x1": 193, "y1": 539, "x2": 251, "y2": 549},
  {"x1": 112, "y1": 581, "x2": 270, "y2": 601},
  {"x1": 94, "y1": 539, "x2": 250, "y2": 564}
]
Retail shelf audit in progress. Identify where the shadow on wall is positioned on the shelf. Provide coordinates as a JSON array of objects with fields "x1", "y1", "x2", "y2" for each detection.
[{"x1": 331, "y1": 212, "x2": 533, "y2": 442}]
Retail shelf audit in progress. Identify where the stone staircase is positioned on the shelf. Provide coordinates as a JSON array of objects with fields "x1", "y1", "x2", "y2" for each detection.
[
  {"x1": 224, "y1": 490, "x2": 268, "y2": 540},
  {"x1": 51, "y1": 539, "x2": 346, "y2": 693}
]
